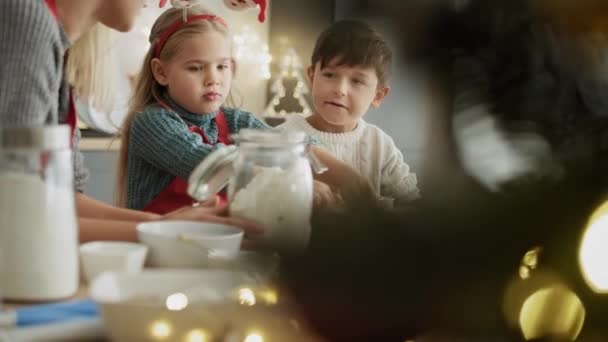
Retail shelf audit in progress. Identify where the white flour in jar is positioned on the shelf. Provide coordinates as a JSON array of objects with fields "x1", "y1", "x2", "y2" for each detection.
[
  {"x1": 0, "y1": 173, "x2": 79, "y2": 300},
  {"x1": 230, "y1": 166, "x2": 313, "y2": 250}
]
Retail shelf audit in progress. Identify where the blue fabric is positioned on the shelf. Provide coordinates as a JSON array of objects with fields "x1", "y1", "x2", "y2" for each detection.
[{"x1": 15, "y1": 299, "x2": 99, "y2": 327}]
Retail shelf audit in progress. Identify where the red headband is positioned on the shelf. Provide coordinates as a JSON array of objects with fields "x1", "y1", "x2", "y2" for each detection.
[{"x1": 154, "y1": 14, "x2": 228, "y2": 57}]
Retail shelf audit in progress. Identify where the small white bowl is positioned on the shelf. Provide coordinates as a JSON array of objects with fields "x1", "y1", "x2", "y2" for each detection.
[
  {"x1": 79, "y1": 241, "x2": 148, "y2": 284},
  {"x1": 136, "y1": 221, "x2": 244, "y2": 268}
]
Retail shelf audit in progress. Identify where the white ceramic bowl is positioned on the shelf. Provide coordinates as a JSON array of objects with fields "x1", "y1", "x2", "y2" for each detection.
[
  {"x1": 136, "y1": 221, "x2": 244, "y2": 268},
  {"x1": 79, "y1": 241, "x2": 148, "y2": 284}
]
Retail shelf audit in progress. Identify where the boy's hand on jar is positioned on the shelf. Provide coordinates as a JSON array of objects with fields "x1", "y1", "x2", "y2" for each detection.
[{"x1": 313, "y1": 180, "x2": 344, "y2": 209}]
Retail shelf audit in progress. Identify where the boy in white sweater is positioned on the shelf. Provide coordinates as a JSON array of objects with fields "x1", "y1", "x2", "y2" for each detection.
[{"x1": 280, "y1": 19, "x2": 420, "y2": 206}]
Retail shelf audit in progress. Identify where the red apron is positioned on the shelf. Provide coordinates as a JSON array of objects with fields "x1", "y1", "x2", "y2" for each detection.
[
  {"x1": 143, "y1": 110, "x2": 231, "y2": 214},
  {"x1": 45, "y1": 0, "x2": 77, "y2": 142}
]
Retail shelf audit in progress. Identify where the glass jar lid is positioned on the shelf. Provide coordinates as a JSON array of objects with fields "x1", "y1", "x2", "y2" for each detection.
[{"x1": 232, "y1": 129, "x2": 308, "y2": 148}]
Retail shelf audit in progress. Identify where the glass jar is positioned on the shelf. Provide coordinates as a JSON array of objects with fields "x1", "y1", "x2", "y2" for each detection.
[
  {"x1": 0, "y1": 125, "x2": 79, "y2": 301},
  {"x1": 188, "y1": 129, "x2": 324, "y2": 251}
]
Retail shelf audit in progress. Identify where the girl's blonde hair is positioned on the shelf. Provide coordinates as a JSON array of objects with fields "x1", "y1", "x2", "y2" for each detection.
[
  {"x1": 116, "y1": 7, "x2": 236, "y2": 207},
  {"x1": 66, "y1": 23, "x2": 116, "y2": 113}
]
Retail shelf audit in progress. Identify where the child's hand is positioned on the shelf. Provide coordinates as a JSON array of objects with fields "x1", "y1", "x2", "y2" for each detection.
[
  {"x1": 162, "y1": 201, "x2": 265, "y2": 239},
  {"x1": 313, "y1": 180, "x2": 344, "y2": 209}
]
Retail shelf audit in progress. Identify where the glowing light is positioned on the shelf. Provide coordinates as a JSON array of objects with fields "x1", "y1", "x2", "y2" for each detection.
[
  {"x1": 264, "y1": 48, "x2": 312, "y2": 117},
  {"x1": 579, "y1": 213, "x2": 608, "y2": 293},
  {"x1": 150, "y1": 320, "x2": 172, "y2": 339},
  {"x1": 259, "y1": 289, "x2": 278, "y2": 305},
  {"x1": 244, "y1": 333, "x2": 264, "y2": 342},
  {"x1": 232, "y1": 26, "x2": 271, "y2": 79},
  {"x1": 519, "y1": 247, "x2": 542, "y2": 279},
  {"x1": 166, "y1": 292, "x2": 188, "y2": 311},
  {"x1": 185, "y1": 329, "x2": 209, "y2": 342},
  {"x1": 238, "y1": 288, "x2": 256, "y2": 306},
  {"x1": 522, "y1": 247, "x2": 541, "y2": 269},
  {"x1": 519, "y1": 265, "x2": 531, "y2": 280},
  {"x1": 519, "y1": 286, "x2": 585, "y2": 341},
  {"x1": 588, "y1": 199, "x2": 608, "y2": 223}
]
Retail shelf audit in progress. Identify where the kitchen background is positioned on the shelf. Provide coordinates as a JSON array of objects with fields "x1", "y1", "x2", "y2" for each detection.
[{"x1": 82, "y1": 0, "x2": 431, "y2": 203}]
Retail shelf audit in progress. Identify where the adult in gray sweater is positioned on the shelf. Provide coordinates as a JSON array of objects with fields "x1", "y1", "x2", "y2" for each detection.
[{"x1": 0, "y1": 0, "x2": 263, "y2": 241}]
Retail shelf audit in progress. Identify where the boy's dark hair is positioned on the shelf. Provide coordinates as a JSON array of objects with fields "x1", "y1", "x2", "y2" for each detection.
[{"x1": 311, "y1": 19, "x2": 392, "y2": 85}]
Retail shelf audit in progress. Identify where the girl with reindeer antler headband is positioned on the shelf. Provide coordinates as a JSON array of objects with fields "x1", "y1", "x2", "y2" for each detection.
[{"x1": 117, "y1": 6, "x2": 269, "y2": 214}]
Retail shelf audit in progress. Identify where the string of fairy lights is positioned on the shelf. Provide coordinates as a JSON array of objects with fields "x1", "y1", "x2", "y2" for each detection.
[
  {"x1": 232, "y1": 25, "x2": 272, "y2": 80},
  {"x1": 264, "y1": 48, "x2": 312, "y2": 117},
  {"x1": 231, "y1": 27, "x2": 312, "y2": 117}
]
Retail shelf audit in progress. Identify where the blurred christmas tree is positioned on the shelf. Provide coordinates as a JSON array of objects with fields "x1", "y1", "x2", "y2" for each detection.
[{"x1": 265, "y1": 48, "x2": 312, "y2": 117}]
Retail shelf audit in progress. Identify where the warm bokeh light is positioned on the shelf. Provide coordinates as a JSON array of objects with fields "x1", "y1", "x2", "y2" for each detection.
[
  {"x1": 185, "y1": 329, "x2": 209, "y2": 342},
  {"x1": 579, "y1": 213, "x2": 608, "y2": 293},
  {"x1": 519, "y1": 265, "x2": 531, "y2": 280},
  {"x1": 244, "y1": 332, "x2": 264, "y2": 342},
  {"x1": 259, "y1": 289, "x2": 278, "y2": 305},
  {"x1": 522, "y1": 247, "x2": 541, "y2": 269},
  {"x1": 519, "y1": 247, "x2": 542, "y2": 279},
  {"x1": 519, "y1": 286, "x2": 585, "y2": 341},
  {"x1": 150, "y1": 320, "x2": 172, "y2": 339},
  {"x1": 238, "y1": 288, "x2": 257, "y2": 306},
  {"x1": 166, "y1": 292, "x2": 189, "y2": 311},
  {"x1": 232, "y1": 25, "x2": 272, "y2": 80},
  {"x1": 587, "y1": 199, "x2": 608, "y2": 224},
  {"x1": 503, "y1": 270, "x2": 565, "y2": 330}
]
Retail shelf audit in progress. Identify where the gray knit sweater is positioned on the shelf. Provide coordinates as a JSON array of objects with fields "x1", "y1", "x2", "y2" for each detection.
[
  {"x1": 126, "y1": 98, "x2": 268, "y2": 210},
  {"x1": 0, "y1": 0, "x2": 89, "y2": 191}
]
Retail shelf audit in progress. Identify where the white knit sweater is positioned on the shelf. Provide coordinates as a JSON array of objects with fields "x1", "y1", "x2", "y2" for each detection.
[{"x1": 280, "y1": 116, "x2": 420, "y2": 205}]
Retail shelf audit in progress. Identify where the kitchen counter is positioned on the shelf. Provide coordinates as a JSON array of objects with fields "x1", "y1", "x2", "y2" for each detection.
[{"x1": 79, "y1": 137, "x2": 120, "y2": 151}]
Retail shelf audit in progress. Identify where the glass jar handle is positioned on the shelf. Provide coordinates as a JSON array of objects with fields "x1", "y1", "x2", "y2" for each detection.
[
  {"x1": 187, "y1": 145, "x2": 238, "y2": 201},
  {"x1": 306, "y1": 146, "x2": 328, "y2": 174}
]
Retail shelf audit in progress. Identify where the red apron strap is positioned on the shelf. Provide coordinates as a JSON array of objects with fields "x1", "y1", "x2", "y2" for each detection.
[
  {"x1": 143, "y1": 111, "x2": 231, "y2": 214},
  {"x1": 45, "y1": 0, "x2": 58, "y2": 20},
  {"x1": 189, "y1": 110, "x2": 230, "y2": 145},
  {"x1": 46, "y1": 0, "x2": 76, "y2": 144},
  {"x1": 215, "y1": 110, "x2": 231, "y2": 144},
  {"x1": 189, "y1": 126, "x2": 210, "y2": 144},
  {"x1": 208, "y1": 110, "x2": 230, "y2": 204},
  {"x1": 66, "y1": 90, "x2": 77, "y2": 145}
]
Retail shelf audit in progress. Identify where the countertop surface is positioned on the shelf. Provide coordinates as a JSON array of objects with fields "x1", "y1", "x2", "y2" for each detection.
[{"x1": 80, "y1": 137, "x2": 120, "y2": 151}]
